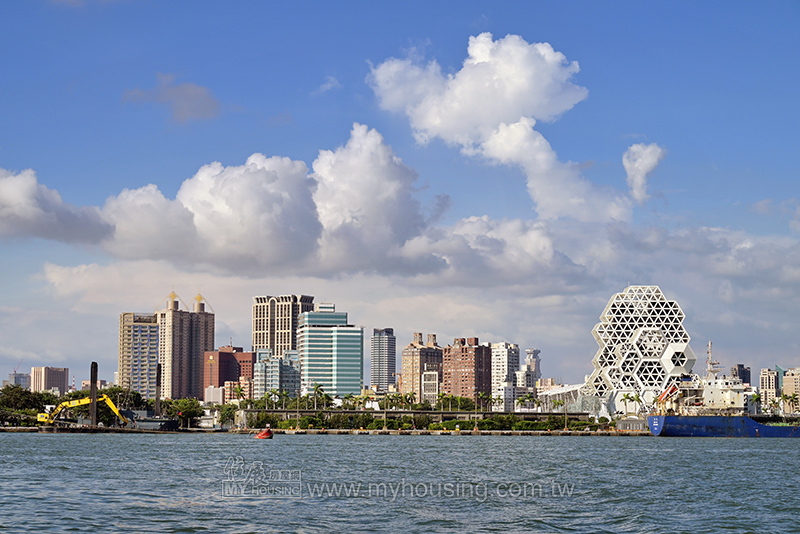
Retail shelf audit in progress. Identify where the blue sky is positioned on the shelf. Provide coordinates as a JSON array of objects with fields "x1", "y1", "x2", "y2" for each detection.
[{"x1": 1, "y1": 1, "x2": 799, "y2": 385}]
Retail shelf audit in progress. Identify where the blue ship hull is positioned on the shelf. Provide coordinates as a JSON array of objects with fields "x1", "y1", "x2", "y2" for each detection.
[{"x1": 648, "y1": 415, "x2": 800, "y2": 437}]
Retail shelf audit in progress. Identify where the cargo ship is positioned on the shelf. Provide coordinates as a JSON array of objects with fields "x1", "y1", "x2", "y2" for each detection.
[
  {"x1": 648, "y1": 414, "x2": 800, "y2": 437},
  {"x1": 648, "y1": 343, "x2": 800, "y2": 437}
]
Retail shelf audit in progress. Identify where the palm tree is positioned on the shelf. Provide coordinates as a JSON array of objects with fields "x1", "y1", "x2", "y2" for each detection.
[
  {"x1": 406, "y1": 392, "x2": 416, "y2": 410},
  {"x1": 533, "y1": 398, "x2": 542, "y2": 413},
  {"x1": 437, "y1": 392, "x2": 447, "y2": 411},
  {"x1": 312, "y1": 383, "x2": 324, "y2": 412},
  {"x1": 789, "y1": 393, "x2": 799, "y2": 415},
  {"x1": 552, "y1": 399, "x2": 565, "y2": 428},
  {"x1": 769, "y1": 398, "x2": 780, "y2": 415},
  {"x1": 523, "y1": 392, "x2": 536, "y2": 411},
  {"x1": 268, "y1": 389, "x2": 279, "y2": 410},
  {"x1": 621, "y1": 393, "x2": 633, "y2": 416},
  {"x1": 780, "y1": 393, "x2": 790, "y2": 417},
  {"x1": 382, "y1": 393, "x2": 389, "y2": 430},
  {"x1": 343, "y1": 394, "x2": 354, "y2": 410},
  {"x1": 750, "y1": 393, "x2": 761, "y2": 414},
  {"x1": 492, "y1": 395, "x2": 503, "y2": 411},
  {"x1": 478, "y1": 391, "x2": 490, "y2": 412},
  {"x1": 632, "y1": 393, "x2": 643, "y2": 416}
]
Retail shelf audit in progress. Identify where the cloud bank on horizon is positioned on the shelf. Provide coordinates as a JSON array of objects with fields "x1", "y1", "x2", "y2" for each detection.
[{"x1": 1, "y1": 31, "x2": 799, "y2": 381}]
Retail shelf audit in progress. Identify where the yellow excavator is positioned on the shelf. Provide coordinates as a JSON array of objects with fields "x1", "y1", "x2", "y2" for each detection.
[{"x1": 38, "y1": 394, "x2": 130, "y2": 426}]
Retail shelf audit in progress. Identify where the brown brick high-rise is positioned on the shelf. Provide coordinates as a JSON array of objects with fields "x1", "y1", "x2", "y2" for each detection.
[{"x1": 443, "y1": 337, "x2": 491, "y2": 401}]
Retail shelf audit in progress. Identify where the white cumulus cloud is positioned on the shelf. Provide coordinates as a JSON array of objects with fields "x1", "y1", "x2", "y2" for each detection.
[
  {"x1": 623, "y1": 143, "x2": 666, "y2": 204},
  {"x1": 369, "y1": 32, "x2": 588, "y2": 148},
  {"x1": 369, "y1": 33, "x2": 636, "y2": 223},
  {"x1": 312, "y1": 123, "x2": 434, "y2": 273},
  {"x1": 0, "y1": 167, "x2": 112, "y2": 243},
  {"x1": 102, "y1": 154, "x2": 321, "y2": 274}
]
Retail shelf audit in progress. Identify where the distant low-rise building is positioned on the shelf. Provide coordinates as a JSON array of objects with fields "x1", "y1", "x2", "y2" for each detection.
[
  {"x1": 224, "y1": 377, "x2": 253, "y2": 403},
  {"x1": 204, "y1": 385, "x2": 224, "y2": 405},
  {"x1": 536, "y1": 378, "x2": 560, "y2": 394},
  {"x1": 203, "y1": 346, "x2": 256, "y2": 390},
  {"x1": 494, "y1": 381, "x2": 517, "y2": 412},
  {"x1": 81, "y1": 380, "x2": 107, "y2": 391}
]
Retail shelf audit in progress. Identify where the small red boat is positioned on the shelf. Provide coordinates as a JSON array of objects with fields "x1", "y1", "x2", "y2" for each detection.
[{"x1": 254, "y1": 428, "x2": 273, "y2": 439}]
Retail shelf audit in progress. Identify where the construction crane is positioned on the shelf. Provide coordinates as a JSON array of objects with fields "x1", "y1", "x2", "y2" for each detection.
[
  {"x1": 12, "y1": 359, "x2": 23, "y2": 374},
  {"x1": 37, "y1": 394, "x2": 130, "y2": 426}
]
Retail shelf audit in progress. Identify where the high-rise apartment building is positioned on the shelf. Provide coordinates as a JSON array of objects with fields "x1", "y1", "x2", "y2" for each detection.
[
  {"x1": 118, "y1": 312, "x2": 159, "y2": 400},
  {"x1": 489, "y1": 342, "x2": 520, "y2": 412},
  {"x1": 421, "y1": 364, "x2": 440, "y2": 405},
  {"x1": 443, "y1": 337, "x2": 491, "y2": 400},
  {"x1": 524, "y1": 349, "x2": 542, "y2": 381},
  {"x1": 158, "y1": 293, "x2": 215, "y2": 400},
  {"x1": 30, "y1": 366, "x2": 69, "y2": 396},
  {"x1": 759, "y1": 368, "x2": 779, "y2": 406},
  {"x1": 370, "y1": 328, "x2": 396, "y2": 392},
  {"x1": 775, "y1": 365, "x2": 787, "y2": 393},
  {"x1": 782, "y1": 368, "x2": 800, "y2": 413},
  {"x1": 253, "y1": 349, "x2": 301, "y2": 400},
  {"x1": 490, "y1": 342, "x2": 520, "y2": 394},
  {"x1": 296, "y1": 303, "x2": 363, "y2": 396},
  {"x1": 401, "y1": 333, "x2": 443, "y2": 400},
  {"x1": 2, "y1": 372, "x2": 30, "y2": 389},
  {"x1": 731, "y1": 364, "x2": 752, "y2": 386},
  {"x1": 252, "y1": 294, "x2": 314, "y2": 355}
]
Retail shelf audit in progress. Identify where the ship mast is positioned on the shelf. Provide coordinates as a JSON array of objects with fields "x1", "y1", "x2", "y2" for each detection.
[{"x1": 705, "y1": 340, "x2": 721, "y2": 379}]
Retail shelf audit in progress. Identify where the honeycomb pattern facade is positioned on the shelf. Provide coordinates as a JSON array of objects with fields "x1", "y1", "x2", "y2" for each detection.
[{"x1": 582, "y1": 286, "x2": 697, "y2": 409}]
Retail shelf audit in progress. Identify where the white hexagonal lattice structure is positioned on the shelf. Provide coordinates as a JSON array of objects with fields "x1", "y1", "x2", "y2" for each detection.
[{"x1": 581, "y1": 286, "x2": 697, "y2": 410}]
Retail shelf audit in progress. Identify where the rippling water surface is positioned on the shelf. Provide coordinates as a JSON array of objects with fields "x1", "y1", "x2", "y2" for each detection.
[{"x1": 1, "y1": 432, "x2": 798, "y2": 533}]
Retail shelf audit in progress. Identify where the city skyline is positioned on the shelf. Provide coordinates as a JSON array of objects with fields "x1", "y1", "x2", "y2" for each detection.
[{"x1": 2, "y1": 3, "x2": 799, "y2": 385}]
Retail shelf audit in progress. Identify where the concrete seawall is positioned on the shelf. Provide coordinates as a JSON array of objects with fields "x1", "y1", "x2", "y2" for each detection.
[{"x1": 260, "y1": 429, "x2": 651, "y2": 437}]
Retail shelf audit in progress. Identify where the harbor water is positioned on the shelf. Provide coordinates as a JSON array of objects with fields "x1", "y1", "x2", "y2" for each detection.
[{"x1": 1, "y1": 432, "x2": 798, "y2": 533}]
